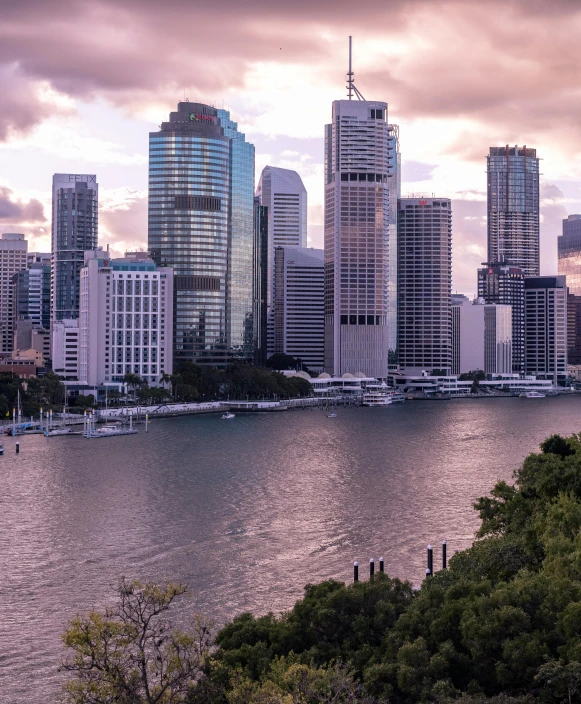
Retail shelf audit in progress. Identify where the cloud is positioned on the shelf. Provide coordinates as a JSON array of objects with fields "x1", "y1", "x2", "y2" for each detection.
[
  {"x1": 0, "y1": 186, "x2": 46, "y2": 223},
  {"x1": 99, "y1": 187, "x2": 148, "y2": 256}
]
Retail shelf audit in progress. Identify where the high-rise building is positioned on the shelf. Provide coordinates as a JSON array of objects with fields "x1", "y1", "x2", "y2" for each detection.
[
  {"x1": 148, "y1": 102, "x2": 255, "y2": 368},
  {"x1": 79, "y1": 249, "x2": 173, "y2": 386},
  {"x1": 12, "y1": 263, "x2": 51, "y2": 331},
  {"x1": 273, "y1": 246, "x2": 324, "y2": 372},
  {"x1": 451, "y1": 299, "x2": 512, "y2": 375},
  {"x1": 524, "y1": 276, "x2": 567, "y2": 383},
  {"x1": 566, "y1": 292, "x2": 581, "y2": 365},
  {"x1": 51, "y1": 318, "x2": 80, "y2": 380},
  {"x1": 51, "y1": 174, "x2": 98, "y2": 322},
  {"x1": 558, "y1": 214, "x2": 581, "y2": 295},
  {"x1": 0, "y1": 233, "x2": 28, "y2": 353},
  {"x1": 487, "y1": 146, "x2": 539, "y2": 276},
  {"x1": 253, "y1": 197, "x2": 268, "y2": 366},
  {"x1": 397, "y1": 197, "x2": 452, "y2": 373},
  {"x1": 324, "y1": 61, "x2": 400, "y2": 377},
  {"x1": 256, "y1": 166, "x2": 307, "y2": 358},
  {"x1": 478, "y1": 260, "x2": 525, "y2": 374}
]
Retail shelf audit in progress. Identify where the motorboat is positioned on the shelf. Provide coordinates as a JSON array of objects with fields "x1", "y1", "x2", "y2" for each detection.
[
  {"x1": 0, "y1": 443, "x2": 4, "y2": 455},
  {"x1": 327, "y1": 412, "x2": 337, "y2": 418},
  {"x1": 389, "y1": 392, "x2": 405, "y2": 403},
  {"x1": 523, "y1": 391, "x2": 546, "y2": 398},
  {"x1": 221, "y1": 413, "x2": 235, "y2": 419},
  {"x1": 85, "y1": 423, "x2": 138, "y2": 438},
  {"x1": 45, "y1": 427, "x2": 72, "y2": 437}
]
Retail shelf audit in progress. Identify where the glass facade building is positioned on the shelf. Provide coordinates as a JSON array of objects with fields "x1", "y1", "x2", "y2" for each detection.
[
  {"x1": 148, "y1": 102, "x2": 255, "y2": 367},
  {"x1": 51, "y1": 174, "x2": 98, "y2": 322},
  {"x1": 559, "y1": 214, "x2": 581, "y2": 295},
  {"x1": 487, "y1": 146, "x2": 539, "y2": 276}
]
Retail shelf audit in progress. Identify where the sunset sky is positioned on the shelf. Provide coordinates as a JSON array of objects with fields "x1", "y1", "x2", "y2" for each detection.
[{"x1": 2, "y1": 0, "x2": 581, "y2": 295}]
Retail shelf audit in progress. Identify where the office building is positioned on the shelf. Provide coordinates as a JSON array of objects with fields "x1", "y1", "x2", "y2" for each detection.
[
  {"x1": 148, "y1": 101, "x2": 254, "y2": 368},
  {"x1": 524, "y1": 276, "x2": 567, "y2": 383},
  {"x1": 256, "y1": 167, "x2": 307, "y2": 358},
  {"x1": 559, "y1": 214, "x2": 581, "y2": 295},
  {"x1": 13, "y1": 320, "x2": 50, "y2": 364},
  {"x1": 478, "y1": 260, "x2": 525, "y2": 374},
  {"x1": 397, "y1": 197, "x2": 452, "y2": 373},
  {"x1": 273, "y1": 246, "x2": 324, "y2": 371},
  {"x1": 567, "y1": 292, "x2": 581, "y2": 365},
  {"x1": 0, "y1": 233, "x2": 28, "y2": 353},
  {"x1": 487, "y1": 146, "x2": 539, "y2": 276},
  {"x1": 79, "y1": 249, "x2": 173, "y2": 386},
  {"x1": 253, "y1": 197, "x2": 268, "y2": 366},
  {"x1": 51, "y1": 318, "x2": 80, "y2": 380},
  {"x1": 51, "y1": 174, "x2": 98, "y2": 322},
  {"x1": 324, "y1": 68, "x2": 400, "y2": 377},
  {"x1": 451, "y1": 299, "x2": 512, "y2": 375},
  {"x1": 12, "y1": 263, "x2": 51, "y2": 331}
]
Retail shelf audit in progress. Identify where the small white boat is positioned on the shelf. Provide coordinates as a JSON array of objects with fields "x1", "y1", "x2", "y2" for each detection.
[
  {"x1": 86, "y1": 424, "x2": 138, "y2": 438},
  {"x1": 45, "y1": 427, "x2": 72, "y2": 437},
  {"x1": 0, "y1": 444, "x2": 4, "y2": 455},
  {"x1": 523, "y1": 391, "x2": 546, "y2": 398},
  {"x1": 221, "y1": 413, "x2": 235, "y2": 419},
  {"x1": 327, "y1": 412, "x2": 337, "y2": 418}
]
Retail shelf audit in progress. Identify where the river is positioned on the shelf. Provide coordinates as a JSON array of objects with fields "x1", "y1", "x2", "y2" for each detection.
[{"x1": 1, "y1": 396, "x2": 580, "y2": 700}]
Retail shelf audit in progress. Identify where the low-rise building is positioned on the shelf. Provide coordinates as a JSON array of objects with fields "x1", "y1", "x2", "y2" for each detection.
[{"x1": 52, "y1": 319, "x2": 80, "y2": 380}]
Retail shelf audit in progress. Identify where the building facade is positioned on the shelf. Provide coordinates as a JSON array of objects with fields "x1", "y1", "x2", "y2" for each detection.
[
  {"x1": 12, "y1": 263, "x2": 51, "y2": 331},
  {"x1": 397, "y1": 197, "x2": 452, "y2": 373},
  {"x1": 559, "y1": 214, "x2": 581, "y2": 295},
  {"x1": 51, "y1": 318, "x2": 80, "y2": 380},
  {"x1": 487, "y1": 146, "x2": 539, "y2": 276},
  {"x1": 324, "y1": 97, "x2": 399, "y2": 377},
  {"x1": 0, "y1": 233, "x2": 28, "y2": 353},
  {"x1": 51, "y1": 174, "x2": 98, "y2": 322},
  {"x1": 253, "y1": 197, "x2": 268, "y2": 366},
  {"x1": 256, "y1": 166, "x2": 307, "y2": 358},
  {"x1": 478, "y1": 260, "x2": 525, "y2": 374},
  {"x1": 79, "y1": 250, "x2": 173, "y2": 387},
  {"x1": 566, "y1": 292, "x2": 581, "y2": 366},
  {"x1": 148, "y1": 101, "x2": 254, "y2": 368},
  {"x1": 524, "y1": 276, "x2": 567, "y2": 383},
  {"x1": 273, "y1": 246, "x2": 324, "y2": 372}
]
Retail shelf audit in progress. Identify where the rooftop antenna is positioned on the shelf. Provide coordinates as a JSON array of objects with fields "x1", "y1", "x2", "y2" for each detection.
[{"x1": 347, "y1": 36, "x2": 366, "y2": 101}]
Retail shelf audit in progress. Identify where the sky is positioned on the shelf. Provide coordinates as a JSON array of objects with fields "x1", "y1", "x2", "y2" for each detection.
[{"x1": 2, "y1": 0, "x2": 581, "y2": 296}]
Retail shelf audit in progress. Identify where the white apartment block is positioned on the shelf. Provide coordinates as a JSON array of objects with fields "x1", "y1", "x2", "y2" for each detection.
[
  {"x1": 0, "y1": 232, "x2": 28, "y2": 353},
  {"x1": 79, "y1": 249, "x2": 173, "y2": 386},
  {"x1": 451, "y1": 299, "x2": 512, "y2": 375},
  {"x1": 273, "y1": 246, "x2": 324, "y2": 371},
  {"x1": 52, "y1": 318, "x2": 80, "y2": 380}
]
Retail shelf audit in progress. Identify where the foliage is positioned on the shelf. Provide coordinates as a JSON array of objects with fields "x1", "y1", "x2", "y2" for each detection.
[
  {"x1": 61, "y1": 578, "x2": 213, "y2": 703},
  {"x1": 459, "y1": 370, "x2": 486, "y2": 382},
  {"x1": 266, "y1": 353, "x2": 311, "y2": 374},
  {"x1": 0, "y1": 371, "x2": 65, "y2": 417},
  {"x1": 74, "y1": 394, "x2": 96, "y2": 408}
]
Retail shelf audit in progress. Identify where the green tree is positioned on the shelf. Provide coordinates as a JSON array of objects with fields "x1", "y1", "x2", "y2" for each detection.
[
  {"x1": 74, "y1": 394, "x2": 95, "y2": 408},
  {"x1": 61, "y1": 578, "x2": 213, "y2": 704}
]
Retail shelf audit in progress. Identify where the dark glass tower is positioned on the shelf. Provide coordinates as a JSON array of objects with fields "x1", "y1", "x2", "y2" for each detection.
[
  {"x1": 487, "y1": 146, "x2": 539, "y2": 276},
  {"x1": 148, "y1": 102, "x2": 255, "y2": 367},
  {"x1": 51, "y1": 174, "x2": 98, "y2": 322}
]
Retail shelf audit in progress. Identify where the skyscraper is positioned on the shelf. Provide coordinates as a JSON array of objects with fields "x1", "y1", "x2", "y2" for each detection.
[
  {"x1": 12, "y1": 263, "x2": 51, "y2": 331},
  {"x1": 324, "y1": 45, "x2": 400, "y2": 377},
  {"x1": 256, "y1": 166, "x2": 307, "y2": 358},
  {"x1": 487, "y1": 146, "x2": 539, "y2": 276},
  {"x1": 478, "y1": 261, "x2": 525, "y2": 374},
  {"x1": 559, "y1": 214, "x2": 581, "y2": 294},
  {"x1": 253, "y1": 197, "x2": 268, "y2": 366},
  {"x1": 0, "y1": 233, "x2": 28, "y2": 353},
  {"x1": 148, "y1": 102, "x2": 255, "y2": 367},
  {"x1": 51, "y1": 174, "x2": 98, "y2": 322},
  {"x1": 397, "y1": 198, "x2": 452, "y2": 373}
]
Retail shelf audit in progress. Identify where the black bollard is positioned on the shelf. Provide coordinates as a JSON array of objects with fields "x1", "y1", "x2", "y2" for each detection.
[
  {"x1": 16, "y1": 441, "x2": 20, "y2": 454},
  {"x1": 379, "y1": 556, "x2": 384, "y2": 573},
  {"x1": 427, "y1": 544, "x2": 433, "y2": 576},
  {"x1": 353, "y1": 561, "x2": 359, "y2": 582},
  {"x1": 369, "y1": 558, "x2": 375, "y2": 581},
  {"x1": 442, "y1": 540, "x2": 447, "y2": 570}
]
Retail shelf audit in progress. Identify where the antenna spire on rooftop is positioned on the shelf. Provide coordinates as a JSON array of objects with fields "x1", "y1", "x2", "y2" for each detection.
[{"x1": 346, "y1": 36, "x2": 366, "y2": 101}]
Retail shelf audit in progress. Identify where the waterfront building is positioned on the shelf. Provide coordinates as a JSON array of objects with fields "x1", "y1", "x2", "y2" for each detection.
[
  {"x1": 477, "y1": 260, "x2": 525, "y2": 374},
  {"x1": 256, "y1": 167, "x2": 307, "y2": 358},
  {"x1": 273, "y1": 246, "x2": 324, "y2": 372},
  {"x1": 0, "y1": 233, "x2": 28, "y2": 353},
  {"x1": 51, "y1": 318, "x2": 80, "y2": 380},
  {"x1": 253, "y1": 197, "x2": 268, "y2": 366},
  {"x1": 51, "y1": 174, "x2": 98, "y2": 322},
  {"x1": 397, "y1": 197, "x2": 452, "y2": 374},
  {"x1": 79, "y1": 249, "x2": 173, "y2": 387},
  {"x1": 148, "y1": 101, "x2": 254, "y2": 368},
  {"x1": 524, "y1": 276, "x2": 567, "y2": 383},
  {"x1": 559, "y1": 214, "x2": 581, "y2": 295},
  {"x1": 387, "y1": 370, "x2": 553, "y2": 395},
  {"x1": 451, "y1": 299, "x2": 512, "y2": 375},
  {"x1": 487, "y1": 146, "x2": 539, "y2": 276},
  {"x1": 324, "y1": 68, "x2": 400, "y2": 377}
]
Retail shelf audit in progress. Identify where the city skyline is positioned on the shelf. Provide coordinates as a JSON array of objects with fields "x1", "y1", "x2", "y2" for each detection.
[{"x1": 1, "y1": 2, "x2": 581, "y2": 296}]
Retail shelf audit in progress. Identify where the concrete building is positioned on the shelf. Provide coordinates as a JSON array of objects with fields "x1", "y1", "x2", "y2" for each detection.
[
  {"x1": 478, "y1": 260, "x2": 525, "y2": 374},
  {"x1": 253, "y1": 197, "x2": 268, "y2": 366},
  {"x1": 0, "y1": 233, "x2": 28, "y2": 353},
  {"x1": 524, "y1": 276, "x2": 567, "y2": 383},
  {"x1": 79, "y1": 249, "x2": 173, "y2": 387},
  {"x1": 567, "y1": 292, "x2": 581, "y2": 365},
  {"x1": 51, "y1": 318, "x2": 80, "y2": 380},
  {"x1": 324, "y1": 80, "x2": 400, "y2": 377},
  {"x1": 12, "y1": 262, "x2": 51, "y2": 331},
  {"x1": 13, "y1": 320, "x2": 50, "y2": 364},
  {"x1": 148, "y1": 101, "x2": 254, "y2": 368},
  {"x1": 51, "y1": 174, "x2": 98, "y2": 322},
  {"x1": 397, "y1": 197, "x2": 452, "y2": 373},
  {"x1": 487, "y1": 146, "x2": 540, "y2": 276},
  {"x1": 451, "y1": 299, "x2": 512, "y2": 375},
  {"x1": 273, "y1": 246, "x2": 324, "y2": 372}
]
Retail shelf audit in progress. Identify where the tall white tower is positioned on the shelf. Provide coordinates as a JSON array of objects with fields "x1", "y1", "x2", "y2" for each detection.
[{"x1": 324, "y1": 38, "x2": 399, "y2": 377}]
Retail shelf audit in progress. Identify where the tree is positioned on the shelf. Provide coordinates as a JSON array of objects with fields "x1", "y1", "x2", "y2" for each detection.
[
  {"x1": 267, "y1": 353, "x2": 310, "y2": 373},
  {"x1": 74, "y1": 394, "x2": 95, "y2": 408},
  {"x1": 61, "y1": 578, "x2": 213, "y2": 704}
]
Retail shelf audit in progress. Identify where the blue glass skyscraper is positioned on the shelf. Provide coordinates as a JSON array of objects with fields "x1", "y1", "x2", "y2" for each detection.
[{"x1": 148, "y1": 102, "x2": 255, "y2": 367}]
